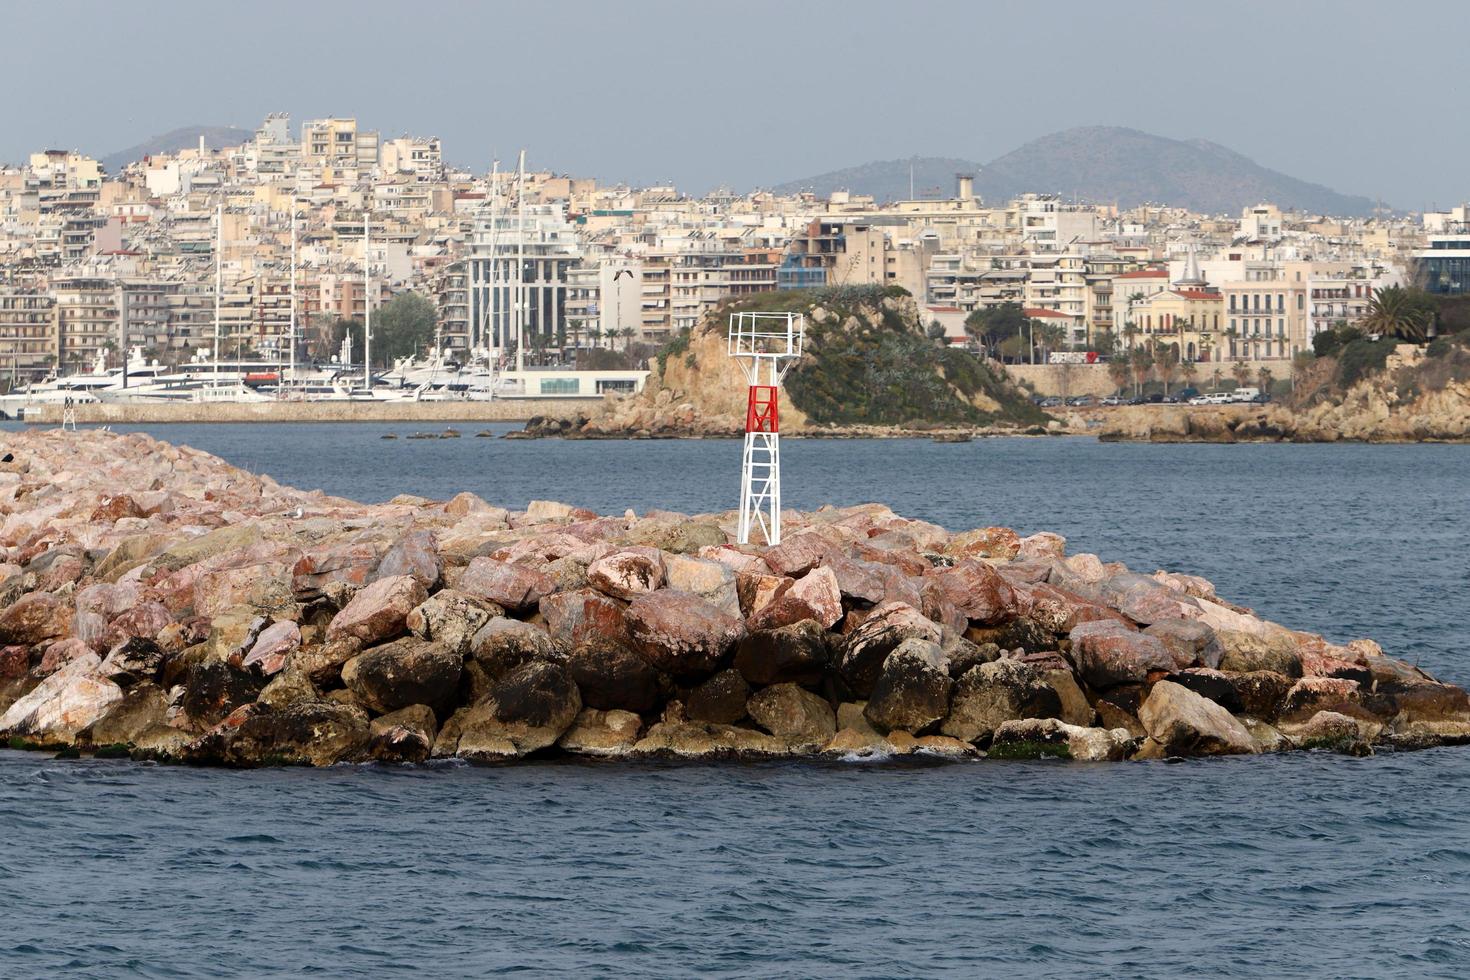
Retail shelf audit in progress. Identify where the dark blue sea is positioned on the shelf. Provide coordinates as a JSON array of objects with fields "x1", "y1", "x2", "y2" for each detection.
[{"x1": 3, "y1": 423, "x2": 1469, "y2": 978}]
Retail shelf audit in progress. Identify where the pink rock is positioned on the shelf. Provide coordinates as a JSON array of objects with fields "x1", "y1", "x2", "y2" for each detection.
[
  {"x1": 291, "y1": 542, "x2": 382, "y2": 597},
  {"x1": 0, "y1": 652, "x2": 122, "y2": 743},
  {"x1": 1069, "y1": 619, "x2": 1179, "y2": 687},
  {"x1": 945, "y1": 526, "x2": 1021, "y2": 561},
  {"x1": 326, "y1": 575, "x2": 428, "y2": 646},
  {"x1": 927, "y1": 561, "x2": 1017, "y2": 626},
  {"x1": 762, "y1": 533, "x2": 838, "y2": 577},
  {"x1": 587, "y1": 550, "x2": 666, "y2": 600},
  {"x1": 822, "y1": 554, "x2": 888, "y2": 604},
  {"x1": 375, "y1": 529, "x2": 442, "y2": 588},
  {"x1": 750, "y1": 566, "x2": 843, "y2": 630},
  {"x1": 102, "y1": 601, "x2": 174, "y2": 648},
  {"x1": 36, "y1": 638, "x2": 94, "y2": 677},
  {"x1": 1018, "y1": 532, "x2": 1066, "y2": 559},
  {"x1": 625, "y1": 590, "x2": 746, "y2": 677},
  {"x1": 540, "y1": 588, "x2": 630, "y2": 648},
  {"x1": 243, "y1": 620, "x2": 302, "y2": 676},
  {"x1": 0, "y1": 645, "x2": 27, "y2": 679},
  {"x1": 457, "y1": 557, "x2": 554, "y2": 611}
]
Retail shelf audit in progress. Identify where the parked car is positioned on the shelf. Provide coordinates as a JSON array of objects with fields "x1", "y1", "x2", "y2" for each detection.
[
  {"x1": 1250, "y1": 392, "x2": 1272, "y2": 404},
  {"x1": 1229, "y1": 386, "x2": 1261, "y2": 403},
  {"x1": 1065, "y1": 395, "x2": 1097, "y2": 406},
  {"x1": 1145, "y1": 393, "x2": 1165, "y2": 404},
  {"x1": 1175, "y1": 387, "x2": 1200, "y2": 401},
  {"x1": 1100, "y1": 395, "x2": 1125, "y2": 406},
  {"x1": 1038, "y1": 396, "x2": 1063, "y2": 408}
]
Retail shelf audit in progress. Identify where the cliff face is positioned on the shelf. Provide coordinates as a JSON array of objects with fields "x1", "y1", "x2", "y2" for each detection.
[{"x1": 563, "y1": 287, "x2": 1048, "y2": 437}]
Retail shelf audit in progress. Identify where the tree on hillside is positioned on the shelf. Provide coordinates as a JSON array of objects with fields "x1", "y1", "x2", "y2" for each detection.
[
  {"x1": 1232, "y1": 360, "x2": 1252, "y2": 387},
  {"x1": 370, "y1": 292, "x2": 437, "y2": 368},
  {"x1": 1257, "y1": 366, "x2": 1275, "y2": 395},
  {"x1": 1362, "y1": 285, "x2": 1435, "y2": 342},
  {"x1": 964, "y1": 303, "x2": 1026, "y2": 358},
  {"x1": 926, "y1": 320, "x2": 948, "y2": 345}
]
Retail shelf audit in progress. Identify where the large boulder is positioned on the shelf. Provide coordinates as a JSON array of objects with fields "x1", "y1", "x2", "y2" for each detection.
[
  {"x1": 368, "y1": 704, "x2": 438, "y2": 763},
  {"x1": 468, "y1": 618, "x2": 559, "y2": 682},
  {"x1": 762, "y1": 533, "x2": 837, "y2": 577},
  {"x1": 837, "y1": 602, "x2": 942, "y2": 698},
  {"x1": 1144, "y1": 620, "x2": 1224, "y2": 670},
  {"x1": 0, "y1": 592, "x2": 72, "y2": 646},
  {"x1": 749, "y1": 566, "x2": 843, "y2": 631},
  {"x1": 1138, "y1": 680, "x2": 1257, "y2": 756},
  {"x1": 587, "y1": 550, "x2": 665, "y2": 600},
  {"x1": 0, "y1": 653, "x2": 123, "y2": 745},
  {"x1": 662, "y1": 555, "x2": 740, "y2": 617},
  {"x1": 193, "y1": 700, "x2": 371, "y2": 767},
  {"x1": 241, "y1": 620, "x2": 302, "y2": 676},
  {"x1": 457, "y1": 557, "x2": 554, "y2": 611},
  {"x1": 341, "y1": 639, "x2": 463, "y2": 716},
  {"x1": 437, "y1": 661, "x2": 582, "y2": 759},
  {"x1": 733, "y1": 620, "x2": 830, "y2": 687},
  {"x1": 988, "y1": 717, "x2": 1133, "y2": 761},
  {"x1": 1068, "y1": 620, "x2": 1179, "y2": 688},
  {"x1": 747, "y1": 683, "x2": 836, "y2": 743},
  {"x1": 98, "y1": 637, "x2": 168, "y2": 688},
  {"x1": 944, "y1": 526, "x2": 1021, "y2": 561},
  {"x1": 326, "y1": 575, "x2": 427, "y2": 646},
  {"x1": 625, "y1": 590, "x2": 746, "y2": 677},
  {"x1": 557, "y1": 708, "x2": 643, "y2": 757},
  {"x1": 565, "y1": 637, "x2": 665, "y2": 712},
  {"x1": 539, "y1": 588, "x2": 630, "y2": 648},
  {"x1": 375, "y1": 529, "x2": 442, "y2": 589},
  {"x1": 406, "y1": 589, "x2": 497, "y2": 655},
  {"x1": 78, "y1": 682, "x2": 169, "y2": 747},
  {"x1": 927, "y1": 562, "x2": 1016, "y2": 625},
  {"x1": 1218, "y1": 629, "x2": 1304, "y2": 678},
  {"x1": 864, "y1": 639, "x2": 953, "y2": 734},
  {"x1": 941, "y1": 658, "x2": 1062, "y2": 743},
  {"x1": 687, "y1": 669, "x2": 751, "y2": 724},
  {"x1": 178, "y1": 661, "x2": 265, "y2": 729}
]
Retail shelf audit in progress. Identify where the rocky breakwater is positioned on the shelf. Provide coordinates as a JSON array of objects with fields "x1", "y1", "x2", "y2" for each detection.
[{"x1": 1, "y1": 429, "x2": 1467, "y2": 767}]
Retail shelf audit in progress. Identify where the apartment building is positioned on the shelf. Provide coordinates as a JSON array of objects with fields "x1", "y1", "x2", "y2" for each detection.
[
  {"x1": 301, "y1": 118, "x2": 379, "y2": 178},
  {"x1": 0, "y1": 290, "x2": 57, "y2": 382}
]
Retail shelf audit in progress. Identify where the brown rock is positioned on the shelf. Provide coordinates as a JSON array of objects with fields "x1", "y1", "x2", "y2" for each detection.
[
  {"x1": 539, "y1": 588, "x2": 630, "y2": 648},
  {"x1": 686, "y1": 668, "x2": 750, "y2": 724},
  {"x1": 927, "y1": 561, "x2": 1017, "y2": 626},
  {"x1": 375, "y1": 529, "x2": 442, "y2": 589},
  {"x1": 945, "y1": 526, "x2": 1022, "y2": 561},
  {"x1": 565, "y1": 637, "x2": 665, "y2": 712},
  {"x1": 864, "y1": 639, "x2": 953, "y2": 735},
  {"x1": 0, "y1": 592, "x2": 72, "y2": 646},
  {"x1": 748, "y1": 682, "x2": 836, "y2": 743},
  {"x1": 837, "y1": 601, "x2": 942, "y2": 698},
  {"x1": 341, "y1": 638, "x2": 463, "y2": 716},
  {"x1": 749, "y1": 566, "x2": 843, "y2": 631},
  {"x1": 557, "y1": 707, "x2": 642, "y2": 756},
  {"x1": 1068, "y1": 620, "x2": 1179, "y2": 688},
  {"x1": 733, "y1": 619, "x2": 830, "y2": 687},
  {"x1": 762, "y1": 533, "x2": 838, "y2": 577},
  {"x1": 941, "y1": 658, "x2": 1061, "y2": 742}
]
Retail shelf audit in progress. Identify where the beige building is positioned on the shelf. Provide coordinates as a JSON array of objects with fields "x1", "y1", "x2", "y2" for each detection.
[{"x1": 0, "y1": 290, "x2": 57, "y2": 382}]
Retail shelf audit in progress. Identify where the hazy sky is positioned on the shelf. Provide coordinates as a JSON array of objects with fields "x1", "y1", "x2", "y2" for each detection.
[{"x1": 5, "y1": 0, "x2": 1464, "y2": 209}]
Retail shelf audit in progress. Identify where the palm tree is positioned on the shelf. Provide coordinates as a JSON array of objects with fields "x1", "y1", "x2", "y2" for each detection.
[
  {"x1": 1128, "y1": 345, "x2": 1154, "y2": 397},
  {"x1": 1107, "y1": 358, "x2": 1129, "y2": 395},
  {"x1": 1232, "y1": 360, "x2": 1252, "y2": 388},
  {"x1": 1155, "y1": 342, "x2": 1180, "y2": 395},
  {"x1": 621, "y1": 327, "x2": 637, "y2": 350},
  {"x1": 1122, "y1": 322, "x2": 1140, "y2": 351},
  {"x1": 1362, "y1": 285, "x2": 1433, "y2": 342},
  {"x1": 588, "y1": 326, "x2": 604, "y2": 348},
  {"x1": 1181, "y1": 358, "x2": 1199, "y2": 391},
  {"x1": 1210, "y1": 366, "x2": 1223, "y2": 392},
  {"x1": 1257, "y1": 366, "x2": 1274, "y2": 396}
]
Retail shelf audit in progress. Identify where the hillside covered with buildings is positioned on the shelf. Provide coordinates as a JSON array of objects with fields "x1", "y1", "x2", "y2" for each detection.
[{"x1": 0, "y1": 112, "x2": 1464, "y2": 396}]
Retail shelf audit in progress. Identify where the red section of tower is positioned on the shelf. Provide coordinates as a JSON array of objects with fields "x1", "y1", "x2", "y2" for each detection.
[{"x1": 745, "y1": 385, "x2": 779, "y2": 433}]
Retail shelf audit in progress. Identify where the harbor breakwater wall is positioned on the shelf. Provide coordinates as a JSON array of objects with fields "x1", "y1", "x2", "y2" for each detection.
[
  {"x1": 1008, "y1": 360, "x2": 1296, "y2": 397},
  {"x1": 23, "y1": 398, "x2": 591, "y2": 425}
]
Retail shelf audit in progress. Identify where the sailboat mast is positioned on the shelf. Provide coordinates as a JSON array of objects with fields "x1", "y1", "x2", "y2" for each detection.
[
  {"x1": 363, "y1": 209, "x2": 371, "y2": 390},
  {"x1": 288, "y1": 201, "x2": 297, "y2": 393},
  {"x1": 515, "y1": 149, "x2": 525, "y2": 374},
  {"x1": 214, "y1": 201, "x2": 223, "y2": 380},
  {"x1": 487, "y1": 157, "x2": 498, "y2": 353}
]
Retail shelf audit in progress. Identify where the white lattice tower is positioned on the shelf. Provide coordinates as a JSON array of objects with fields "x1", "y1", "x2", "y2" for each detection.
[
  {"x1": 61, "y1": 397, "x2": 78, "y2": 432},
  {"x1": 728, "y1": 311, "x2": 804, "y2": 545}
]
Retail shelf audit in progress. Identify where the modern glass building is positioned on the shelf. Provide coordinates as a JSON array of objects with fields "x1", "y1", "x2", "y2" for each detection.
[{"x1": 1418, "y1": 232, "x2": 1470, "y2": 295}]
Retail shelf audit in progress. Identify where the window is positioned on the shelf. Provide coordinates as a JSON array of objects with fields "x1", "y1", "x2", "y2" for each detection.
[
  {"x1": 1276, "y1": 294, "x2": 1284, "y2": 311},
  {"x1": 1297, "y1": 294, "x2": 1304, "y2": 310},
  {"x1": 540, "y1": 378, "x2": 580, "y2": 395}
]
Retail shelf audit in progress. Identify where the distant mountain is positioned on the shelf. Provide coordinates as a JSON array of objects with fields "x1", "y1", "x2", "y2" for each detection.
[
  {"x1": 773, "y1": 127, "x2": 1379, "y2": 216},
  {"x1": 771, "y1": 156, "x2": 986, "y2": 205},
  {"x1": 100, "y1": 125, "x2": 252, "y2": 173}
]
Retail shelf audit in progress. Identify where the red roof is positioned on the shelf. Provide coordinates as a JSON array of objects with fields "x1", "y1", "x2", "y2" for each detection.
[
  {"x1": 1173, "y1": 289, "x2": 1222, "y2": 301},
  {"x1": 926, "y1": 305, "x2": 962, "y2": 313},
  {"x1": 1022, "y1": 307, "x2": 1076, "y2": 319},
  {"x1": 1117, "y1": 268, "x2": 1168, "y2": 279}
]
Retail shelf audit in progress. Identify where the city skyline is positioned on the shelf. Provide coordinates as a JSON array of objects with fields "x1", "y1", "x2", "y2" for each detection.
[{"x1": 5, "y1": 0, "x2": 1467, "y2": 209}]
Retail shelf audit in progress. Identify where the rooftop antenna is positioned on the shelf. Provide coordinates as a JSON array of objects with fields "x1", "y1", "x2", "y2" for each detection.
[{"x1": 727, "y1": 309, "x2": 804, "y2": 545}]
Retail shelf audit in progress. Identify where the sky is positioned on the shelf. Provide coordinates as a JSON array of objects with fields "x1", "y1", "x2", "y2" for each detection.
[{"x1": 4, "y1": 0, "x2": 1465, "y2": 209}]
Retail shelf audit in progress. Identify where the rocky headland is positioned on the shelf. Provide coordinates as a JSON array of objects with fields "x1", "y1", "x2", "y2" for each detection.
[
  {"x1": 1097, "y1": 343, "x2": 1470, "y2": 443},
  {"x1": 519, "y1": 285, "x2": 1053, "y2": 440},
  {"x1": 1, "y1": 429, "x2": 1466, "y2": 767}
]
